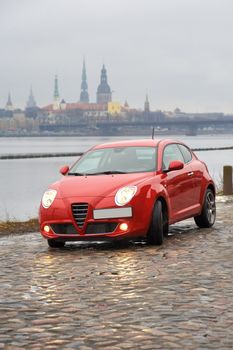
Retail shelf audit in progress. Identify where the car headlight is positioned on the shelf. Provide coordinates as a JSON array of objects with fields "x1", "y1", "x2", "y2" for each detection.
[
  {"x1": 115, "y1": 186, "x2": 137, "y2": 206},
  {"x1": 42, "y1": 189, "x2": 57, "y2": 209}
]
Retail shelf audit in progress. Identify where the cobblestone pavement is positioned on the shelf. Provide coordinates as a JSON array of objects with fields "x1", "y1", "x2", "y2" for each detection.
[{"x1": 0, "y1": 199, "x2": 233, "y2": 350}]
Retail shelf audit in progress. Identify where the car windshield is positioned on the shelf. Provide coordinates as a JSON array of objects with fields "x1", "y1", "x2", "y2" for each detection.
[{"x1": 68, "y1": 146, "x2": 157, "y2": 175}]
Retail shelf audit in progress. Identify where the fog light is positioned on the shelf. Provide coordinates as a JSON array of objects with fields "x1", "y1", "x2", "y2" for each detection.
[
  {"x1": 44, "y1": 225, "x2": 50, "y2": 233},
  {"x1": 119, "y1": 223, "x2": 128, "y2": 231}
]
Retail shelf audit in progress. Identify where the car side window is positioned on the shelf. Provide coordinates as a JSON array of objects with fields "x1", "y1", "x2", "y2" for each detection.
[
  {"x1": 162, "y1": 144, "x2": 184, "y2": 169},
  {"x1": 178, "y1": 144, "x2": 192, "y2": 164}
]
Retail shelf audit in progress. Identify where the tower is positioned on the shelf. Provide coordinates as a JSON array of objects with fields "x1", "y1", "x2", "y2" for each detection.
[
  {"x1": 26, "y1": 86, "x2": 37, "y2": 108},
  {"x1": 5, "y1": 92, "x2": 14, "y2": 111},
  {"x1": 60, "y1": 99, "x2": 66, "y2": 110},
  {"x1": 96, "y1": 64, "x2": 112, "y2": 104},
  {"x1": 80, "y1": 59, "x2": 89, "y2": 103},
  {"x1": 53, "y1": 75, "x2": 60, "y2": 110},
  {"x1": 144, "y1": 92, "x2": 150, "y2": 113}
]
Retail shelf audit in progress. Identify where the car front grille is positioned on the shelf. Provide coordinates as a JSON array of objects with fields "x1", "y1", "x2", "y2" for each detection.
[
  {"x1": 72, "y1": 203, "x2": 89, "y2": 228},
  {"x1": 50, "y1": 223, "x2": 77, "y2": 235},
  {"x1": 85, "y1": 222, "x2": 118, "y2": 234}
]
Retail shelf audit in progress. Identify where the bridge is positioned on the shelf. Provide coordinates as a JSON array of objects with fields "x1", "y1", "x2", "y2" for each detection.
[{"x1": 39, "y1": 118, "x2": 233, "y2": 135}]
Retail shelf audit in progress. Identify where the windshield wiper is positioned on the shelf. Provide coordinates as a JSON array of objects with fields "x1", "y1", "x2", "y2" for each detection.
[
  {"x1": 86, "y1": 170, "x2": 127, "y2": 175},
  {"x1": 68, "y1": 172, "x2": 85, "y2": 176}
]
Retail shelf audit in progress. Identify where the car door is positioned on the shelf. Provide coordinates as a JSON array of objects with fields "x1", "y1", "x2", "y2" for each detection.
[
  {"x1": 178, "y1": 143, "x2": 202, "y2": 207},
  {"x1": 162, "y1": 143, "x2": 195, "y2": 220}
]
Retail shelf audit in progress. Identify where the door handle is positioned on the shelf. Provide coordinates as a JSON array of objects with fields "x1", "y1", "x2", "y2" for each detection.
[{"x1": 188, "y1": 172, "x2": 194, "y2": 176}]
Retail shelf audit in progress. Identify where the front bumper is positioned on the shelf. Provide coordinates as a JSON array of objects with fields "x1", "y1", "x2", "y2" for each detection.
[{"x1": 39, "y1": 196, "x2": 152, "y2": 241}]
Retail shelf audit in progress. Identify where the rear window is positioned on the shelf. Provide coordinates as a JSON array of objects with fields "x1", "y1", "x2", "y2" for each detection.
[{"x1": 178, "y1": 144, "x2": 192, "y2": 163}]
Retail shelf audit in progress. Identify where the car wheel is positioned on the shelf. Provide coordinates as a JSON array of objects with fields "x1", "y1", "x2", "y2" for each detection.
[
  {"x1": 194, "y1": 189, "x2": 216, "y2": 228},
  {"x1": 147, "y1": 200, "x2": 165, "y2": 245},
  {"x1": 47, "y1": 239, "x2": 65, "y2": 248}
]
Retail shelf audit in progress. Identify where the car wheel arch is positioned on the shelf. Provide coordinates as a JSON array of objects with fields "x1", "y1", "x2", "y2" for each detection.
[
  {"x1": 207, "y1": 183, "x2": 215, "y2": 197},
  {"x1": 200, "y1": 182, "x2": 215, "y2": 207},
  {"x1": 194, "y1": 187, "x2": 216, "y2": 228}
]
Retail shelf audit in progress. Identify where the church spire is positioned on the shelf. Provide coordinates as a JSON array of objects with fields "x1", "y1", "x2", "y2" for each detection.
[
  {"x1": 96, "y1": 64, "x2": 112, "y2": 104},
  {"x1": 53, "y1": 75, "x2": 60, "y2": 110},
  {"x1": 5, "y1": 92, "x2": 13, "y2": 111},
  {"x1": 144, "y1": 92, "x2": 150, "y2": 112},
  {"x1": 100, "y1": 64, "x2": 107, "y2": 84},
  {"x1": 26, "y1": 86, "x2": 37, "y2": 108},
  {"x1": 54, "y1": 75, "x2": 59, "y2": 100},
  {"x1": 80, "y1": 59, "x2": 89, "y2": 103}
]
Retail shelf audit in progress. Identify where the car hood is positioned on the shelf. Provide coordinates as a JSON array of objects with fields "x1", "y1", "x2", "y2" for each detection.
[{"x1": 55, "y1": 172, "x2": 155, "y2": 198}]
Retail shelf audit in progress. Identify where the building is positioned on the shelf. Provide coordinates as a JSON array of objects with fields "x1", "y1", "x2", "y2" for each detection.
[{"x1": 108, "y1": 102, "x2": 121, "y2": 116}]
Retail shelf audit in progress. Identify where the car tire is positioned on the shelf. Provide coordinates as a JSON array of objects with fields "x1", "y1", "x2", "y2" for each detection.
[
  {"x1": 194, "y1": 188, "x2": 216, "y2": 228},
  {"x1": 147, "y1": 200, "x2": 164, "y2": 245},
  {"x1": 47, "y1": 239, "x2": 65, "y2": 248},
  {"x1": 163, "y1": 209, "x2": 169, "y2": 237}
]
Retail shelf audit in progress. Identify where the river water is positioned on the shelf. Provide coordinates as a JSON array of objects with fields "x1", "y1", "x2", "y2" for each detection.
[{"x1": 0, "y1": 135, "x2": 232, "y2": 220}]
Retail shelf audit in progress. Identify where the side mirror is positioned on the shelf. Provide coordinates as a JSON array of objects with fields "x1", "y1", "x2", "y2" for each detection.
[
  {"x1": 168, "y1": 160, "x2": 184, "y2": 172},
  {"x1": 60, "y1": 165, "x2": 69, "y2": 175}
]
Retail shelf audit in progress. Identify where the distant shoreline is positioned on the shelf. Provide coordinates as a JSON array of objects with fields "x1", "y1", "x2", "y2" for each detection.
[{"x1": 1, "y1": 130, "x2": 233, "y2": 138}]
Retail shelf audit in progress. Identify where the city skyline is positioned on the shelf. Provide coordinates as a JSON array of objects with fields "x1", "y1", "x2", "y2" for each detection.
[
  {"x1": 1, "y1": 0, "x2": 233, "y2": 112},
  {"x1": 2, "y1": 63, "x2": 117, "y2": 111}
]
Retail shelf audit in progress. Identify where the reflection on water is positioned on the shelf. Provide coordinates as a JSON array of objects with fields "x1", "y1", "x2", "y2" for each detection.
[
  {"x1": 0, "y1": 135, "x2": 232, "y2": 220},
  {"x1": 27, "y1": 244, "x2": 151, "y2": 306},
  {"x1": 15, "y1": 221, "x2": 197, "y2": 308}
]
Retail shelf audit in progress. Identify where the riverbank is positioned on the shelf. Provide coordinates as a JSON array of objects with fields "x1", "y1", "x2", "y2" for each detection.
[{"x1": 0, "y1": 218, "x2": 39, "y2": 236}]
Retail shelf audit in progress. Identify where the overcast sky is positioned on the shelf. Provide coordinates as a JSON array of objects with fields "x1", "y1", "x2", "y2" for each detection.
[{"x1": 1, "y1": 0, "x2": 233, "y2": 112}]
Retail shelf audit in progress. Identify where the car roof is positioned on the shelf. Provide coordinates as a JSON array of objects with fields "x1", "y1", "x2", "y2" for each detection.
[
  {"x1": 92, "y1": 138, "x2": 187, "y2": 150},
  {"x1": 93, "y1": 139, "x2": 160, "y2": 149}
]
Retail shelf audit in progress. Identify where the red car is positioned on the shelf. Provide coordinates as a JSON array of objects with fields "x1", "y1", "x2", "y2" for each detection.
[{"x1": 39, "y1": 139, "x2": 216, "y2": 248}]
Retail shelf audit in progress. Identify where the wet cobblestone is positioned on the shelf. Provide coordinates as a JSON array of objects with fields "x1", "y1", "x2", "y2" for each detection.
[{"x1": 0, "y1": 200, "x2": 233, "y2": 349}]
